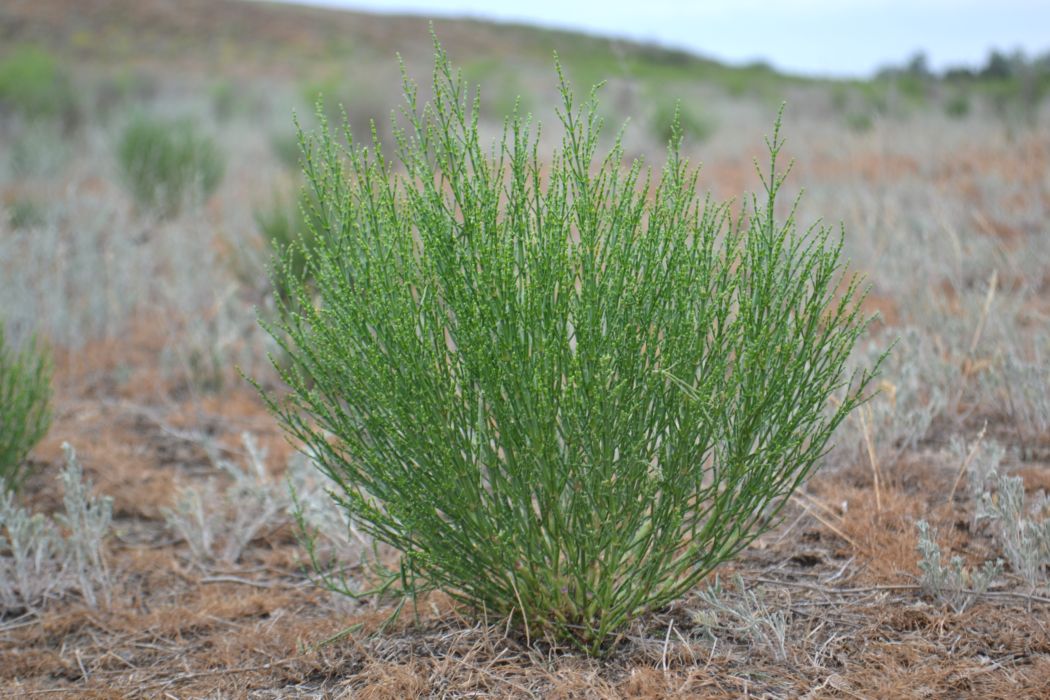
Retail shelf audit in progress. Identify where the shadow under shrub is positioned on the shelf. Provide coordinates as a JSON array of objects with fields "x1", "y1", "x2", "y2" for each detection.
[
  {"x1": 0, "y1": 322, "x2": 52, "y2": 493},
  {"x1": 116, "y1": 114, "x2": 224, "y2": 218},
  {"x1": 260, "y1": 42, "x2": 880, "y2": 655}
]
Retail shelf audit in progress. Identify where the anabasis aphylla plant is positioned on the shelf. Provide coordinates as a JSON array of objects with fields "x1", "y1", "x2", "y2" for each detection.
[{"x1": 260, "y1": 41, "x2": 881, "y2": 655}]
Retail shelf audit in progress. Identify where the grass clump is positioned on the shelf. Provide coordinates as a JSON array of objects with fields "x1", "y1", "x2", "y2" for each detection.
[
  {"x1": 944, "y1": 92, "x2": 971, "y2": 119},
  {"x1": 261, "y1": 42, "x2": 879, "y2": 655},
  {"x1": 117, "y1": 114, "x2": 224, "y2": 217},
  {"x1": 0, "y1": 323, "x2": 52, "y2": 493},
  {"x1": 0, "y1": 46, "x2": 77, "y2": 126},
  {"x1": 650, "y1": 99, "x2": 715, "y2": 145},
  {"x1": 254, "y1": 188, "x2": 321, "y2": 304},
  {"x1": 6, "y1": 199, "x2": 45, "y2": 230}
]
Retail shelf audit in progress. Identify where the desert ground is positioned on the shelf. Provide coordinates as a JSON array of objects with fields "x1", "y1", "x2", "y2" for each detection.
[{"x1": 1, "y1": 0, "x2": 1049, "y2": 697}]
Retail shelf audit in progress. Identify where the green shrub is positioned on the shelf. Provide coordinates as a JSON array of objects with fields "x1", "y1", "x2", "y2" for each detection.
[
  {"x1": 0, "y1": 323, "x2": 52, "y2": 492},
  {"x1": 116, "y1": 115, "x2": 224, "y2": 217},
  {"x1": 260, "y1": 43, "x2": 879, "y2": 655},
  {"x1": 0, "y1": 47, "x2": 77, "y2": 126},
  {"x1": 944, "y1": 92, "x2": 971, "y2": 119},
  {"x1": 300, "y1": 77, "x2": 342, "y2": 123},
  {"x1": 461, "y1": 59, "x2": 533, "y2": 122},
  {"x1": 6, "y1": 199, "x2": 45, "y2": 230},
  {"x1": 650, "y1": 99, "x2": 715, "y2": 145},
  {"x1": 254, "y1": 188, "x2": 320, "y2": 303},
  {"x1": 845, "y1": 110, "x2": 874, "y2": 133}
]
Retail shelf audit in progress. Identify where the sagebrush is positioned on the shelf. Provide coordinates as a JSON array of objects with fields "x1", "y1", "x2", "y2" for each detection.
[
  {"x1": 0, "y1": 443, "x2": 112, "y2": 610},
  {"x1": 261, "y1": 42, "x2": 879, "y2": 654},
  {"x1": 916, "y1": 519, "x2": 1001, "y2": 613}
]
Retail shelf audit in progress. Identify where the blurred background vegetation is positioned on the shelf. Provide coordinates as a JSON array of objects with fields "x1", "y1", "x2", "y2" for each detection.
[{"x1": 0, "y1": 0, "x2": 1047, "y2": 390}]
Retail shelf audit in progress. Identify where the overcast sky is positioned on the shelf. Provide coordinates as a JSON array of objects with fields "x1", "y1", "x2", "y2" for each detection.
[{"x1": 278, "y1": 0, "x2": 1050, "y2": 78}]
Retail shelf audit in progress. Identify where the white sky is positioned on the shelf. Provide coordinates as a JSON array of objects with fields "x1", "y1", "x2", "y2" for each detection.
[{"x1": 276, "y1": 0, "x2": 1050, "y2": 77}]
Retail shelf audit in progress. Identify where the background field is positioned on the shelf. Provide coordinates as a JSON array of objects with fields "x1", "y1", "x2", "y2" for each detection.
[{"x1": 1, "y1": 0, "x2": 1049, "y2": 697}]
